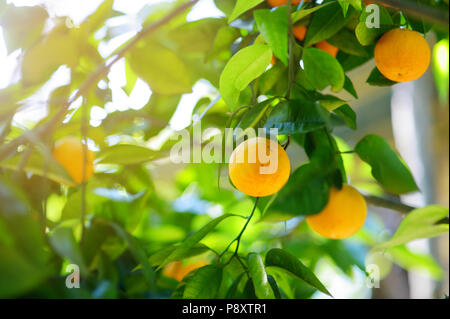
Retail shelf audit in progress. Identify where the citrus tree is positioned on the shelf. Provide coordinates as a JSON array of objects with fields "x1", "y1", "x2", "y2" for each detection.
[{"x1": 0, "y1": 0, "x2": 449, "y2": 299}]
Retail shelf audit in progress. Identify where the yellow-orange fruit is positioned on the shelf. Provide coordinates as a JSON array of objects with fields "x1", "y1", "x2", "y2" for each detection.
[
  {"x1": 315, "y1": 41, "x2": 339, "y2": 58},
  {"x1": 228, "y1": 137, "x2": 290, "y2": 197},
  {"x1": 374, "y1": 28, "x2": 431, "y2": 82},
  {"x1": 267, "y1": 0, "x2": 302, "y2": 7},
  {"x1": 293, "y1": 25, "x2": 307, "y2": 41},
  {"x1": 306, "y1": 185, "x2": 367, "y2": 239},
  {"x1": 163, "y1": 260, "x2": 208, "y2": 282},
  {"x1": 52, "y1": 137, "x2": 95, "y2": 184}
]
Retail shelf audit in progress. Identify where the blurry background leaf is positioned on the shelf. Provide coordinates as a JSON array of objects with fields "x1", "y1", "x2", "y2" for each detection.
[{"x1": 355, "y1": 135, "x2": 418, "y2": 194}]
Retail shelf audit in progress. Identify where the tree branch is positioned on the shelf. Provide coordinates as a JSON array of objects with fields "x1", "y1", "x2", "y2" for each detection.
[
  {"x1": 363, "y1": 194, "x2": 449, "y2": 224},
  {"x1": 363, "y1": 194, "x2": 416, "y2": 214},
  {"x1": 374, "y1": 0, "x2": 449, "y2": 27},
  {"x1": 0, "y1": 0, "x2": 199, "y2": 161}
]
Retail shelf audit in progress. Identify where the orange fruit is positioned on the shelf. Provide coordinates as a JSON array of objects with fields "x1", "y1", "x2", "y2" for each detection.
[
  {"x1": 271, "y1": 55, "x2": 277, "y2": 66},
  {"x1": 293, "y1": 25, "x2": 307, "y2": 41},
  {"x1": 315, "y1": 41, "x2": 339, "y2": 58},
  {"x1": 306, "y1": 185, "x2": 367, "y2": 239},
  {"x1": 52, "y1": 137, "x2": 95, "y2": 184},
  {"x1": 163, "y1": 260, "x2": 208, "y2": 282},
  {"x1": 228, "y1": 137, "x2": 290, "y2": 197},
  {"x1": 374, "y1": 28, "x2": 431, "y2": 82},
  {"x1": 267, "y1": 0, "x2": 303, "y2": 7}
]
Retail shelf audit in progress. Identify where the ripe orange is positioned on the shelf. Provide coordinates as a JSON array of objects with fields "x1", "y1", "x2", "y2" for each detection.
[
  {"x1": 267, "y1": 0, "x2": 303, "y2": 7},
  {"x1": 292, "y1": 26, "x2": 338, "y2": 58},
  {"x1": 306, "y1": 185, "x2": 367, "y2": 239},
  {"x1": 315, "y1": 41, "x2": 339, "y2": 58},
  {"x1": 293, "y1": 25, "x2": 307, "y2": 41},
  {"x1": 374, "y1": 28, "x2": 431, "y2": 82},
  {"x1": 52, "y1": 137, "x2": 95, "y2": 184},
  {"x1": 271, "y1": 55, "x2": 277, "y2": 66},
  {"x1": 228, "y1": 137, "x2": 290, "y2": 197},
  {"x1": 163, "y1": 260, "x2": 208, "y2": 282}
]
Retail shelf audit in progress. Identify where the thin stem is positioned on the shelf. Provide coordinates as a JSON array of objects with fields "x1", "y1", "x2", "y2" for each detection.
[
  {"x1": 286, "y1": 0, "x2": 295, "y2": 99},
  {"x1": 283, "y1": 135, "x2": 291, "y2": 150},
  {"x1": 364, "y1": 194, "x2": 448, "y2": 224},
  {"x1": 219, "y1": 197, "x2": 260, "y2": 267},
  {"x1": 0, "y1": 0, "x2": 200, "y2": 162},
  {"x1": 80, "y1": 97, "x2": 88, "y2": 241},
  {"x1": 374, "y1": 0, "x2": 449, "y2": 27}
]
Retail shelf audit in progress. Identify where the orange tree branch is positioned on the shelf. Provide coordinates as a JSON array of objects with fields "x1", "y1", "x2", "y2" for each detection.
[
  {"x1": 374, "y1": 0, "x2": 449, "y2": 27},
  {"x1": 0, "y1": 0, "x2": 199, "y2": 161}
]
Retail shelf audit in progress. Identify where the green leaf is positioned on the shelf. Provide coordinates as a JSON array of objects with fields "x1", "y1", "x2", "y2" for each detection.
[
  {"x1": 327, "y1": 28, "x2": 368, "y2": 57},
  {"x1": 236, "y1": 99, "x2": 272, "y2": 131},
  {"x1": 183, "y1": 265, "x2": 223, "y2": 299},
  {"x1": 388, "y1": 245, "x2": 444, "y2": 280},
  {"x1": 338, "y1": 0, "x2": 350, "y2": 17},
  {"x1": 0, "y1": 152, "x2": 75, "y2": 186},
  {"x1": 304, "y1": 2, "x2": 354, "y2": 46},
  {"x1": 265, "y1": 248, "x2": 331, "y2": 296},
  {"x1": 214, "y1": 0, "x2": 237, "y2": 17},
  {"x1": 334, "y1": 104, "x2": 357, "y2": 130},
  {"x1": 123, "y1": 61, "x2": 138, "y2": 95},
  {"x1": 219, "y1": 44, "x2": 272, "y2": 109},
  {"x1": 254, "y1": 6, "x2": 289, "y2": 65},
  {"x1": 292, "y1": 2, "x2": 331, "y2": 23},
  {"x1": 159, "y1": 214, "x2": 236, "y2": 269},
  {"x1": 343, "y1": 75, "x2": 358, "y2": 98},
  {"x1": 109, "y1": 222, "x2": 155, "y2": 285},
  {"x1": 264, "y1": 100, "x2": 328, "y2": 134},
  {"x1": 355, "y1": 6, "x2": 394, "y2": 46},
  {"x1": 97, "y1": 144, "x2": 158, "y2": 165},
  {"x1": 79, "y1": 0, "x2": 115, "y2": 33},
  {"x1": 148, "y1": 244, "x2": 210, "y2": 267},
  {"x1": 48, "y1": 224, "x2": 89, "y2": 275},
  {"x1": 376, "y1": 206, "x2": 449, "y2": 249},
  {"x1": 247, "y1": 253, "x2": 275, "y2": 299},
  {"x1": 266, "y1": 163, "x2": 330, "y2": 220},
  {"x1": 338, "y1": 50, "x2": 373, "y2": 72},
  {"x1": 127, "y1": 39, "x2": 192, "y2": 95},
  {"x1": 0, "y1": 247, "x2": 49, "y2": 298},
  {"x1": 229, "y1": 0, "x2": 263, "y2": 22},
  {"x1": 267, "y1": 275, "x2": 282, "y2": 299},
  {"x1": 367, "y1": 67, "x2": 398, "y2": 86},
  {"x1": 206, "y1": 25, "x2": 241, "y2": 62},
  {"x1": 169, "y1": 18, "x2": 226, "y2": 54},
  {"x1": 21, "y1": 24, "x2": 79, "y2": 85},
  {"x1": 0, "y1": 4, "x2": 48, "y2": 54},
  {"x1": 302, "y1": 47, "x2": 345, "y2": 92},
  {"x1": 355, "y1": 135, "x2": 418, "y2": 194},
  {"x1": 318, "y1": 95, "x2": 347, "y2": 111}
]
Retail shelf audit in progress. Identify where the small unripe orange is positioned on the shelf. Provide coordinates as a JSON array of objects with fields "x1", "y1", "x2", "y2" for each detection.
[
  {"x1": 228, "y1": 137, "x2": 290, "y2": 197},
  {"x1": 52, "y1": 137, "x2": 95, "y2": 184}
]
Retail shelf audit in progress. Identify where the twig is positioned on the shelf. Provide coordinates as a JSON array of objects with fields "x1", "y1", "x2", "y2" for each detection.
[
  {"x1": 0, "y1": 0, "x2": 200, "y2": 162},
  {"x1": 363, "y1": 194, "x2": 416, "y2": 214},
  {"x1": 286, "y1": 0, "x2": 295, "y2": 99},
  {"x1": 219, "y1": 197, "x2": 260, "y2": 269},
  {"x1": 80, "y1": 97, "x2": 88, "y2": 240},
  {"x1": 364, "y1": 194, "x2": 449, "y2": 224},
  {"x1": 374, "y1": 0, "x2": 449, "y2": 27}
]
